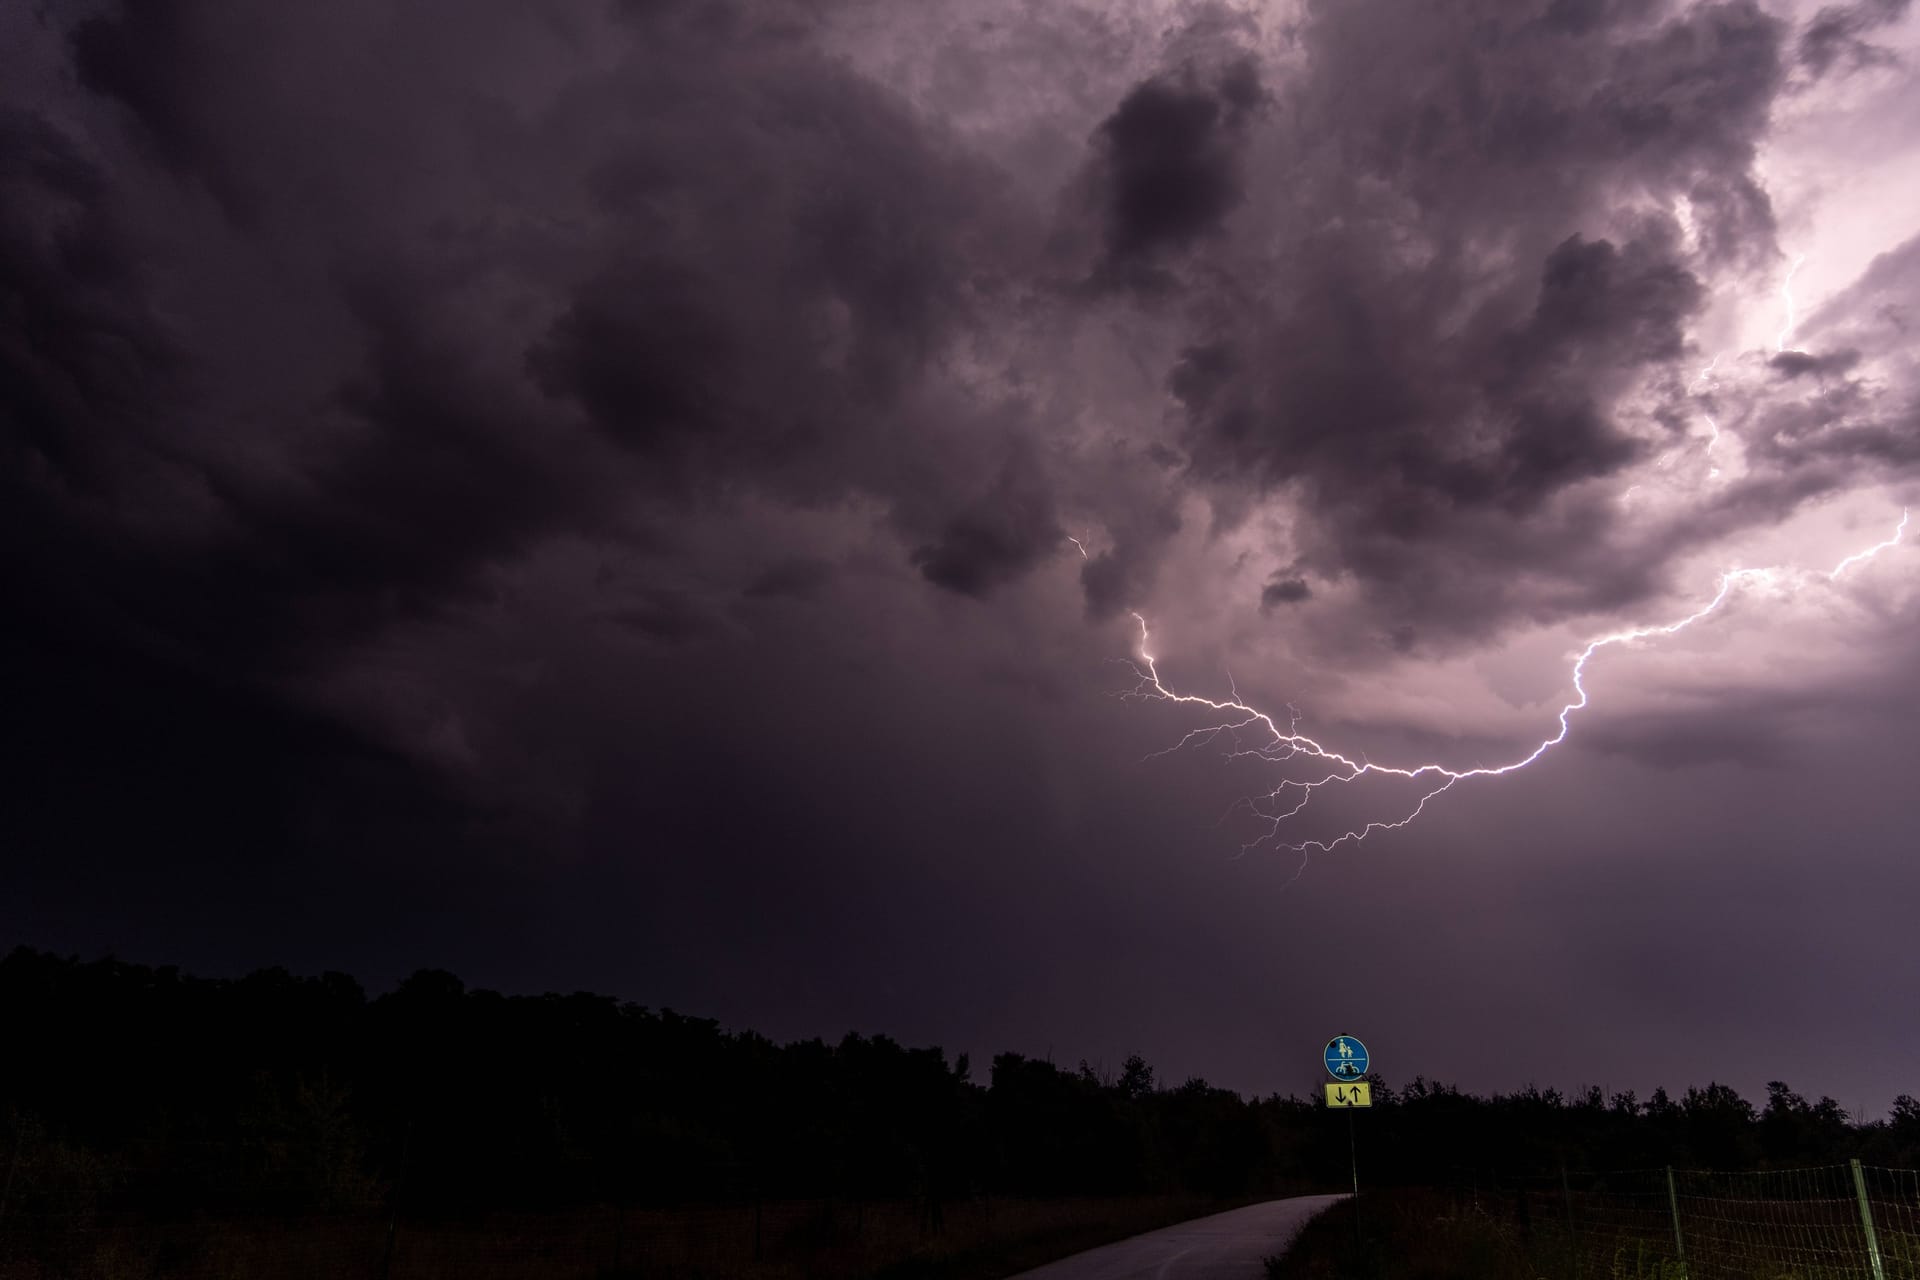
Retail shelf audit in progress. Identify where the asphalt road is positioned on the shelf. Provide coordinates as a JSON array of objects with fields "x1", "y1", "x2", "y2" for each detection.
[{"x1": 1003, "y1": 1194, "x2": 1349, "y2": 1280}]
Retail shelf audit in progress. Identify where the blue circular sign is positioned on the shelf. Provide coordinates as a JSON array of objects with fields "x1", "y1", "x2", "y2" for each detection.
[{"x1": 1324, "y1": 1035, "x2": 1369, "y2": 1079}]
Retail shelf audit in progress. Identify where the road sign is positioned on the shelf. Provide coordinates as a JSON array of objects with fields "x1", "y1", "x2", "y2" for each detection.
[
  {"x1": 1325, "y1": 1081, "x2": 1372, "y2": 1108},
  {"x1": 1324, "y1": 1034, "x2": 1369, "y2": 1079}
]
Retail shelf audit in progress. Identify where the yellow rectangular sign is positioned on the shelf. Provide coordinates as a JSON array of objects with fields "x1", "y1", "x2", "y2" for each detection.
[{"x1": 1325, "y1": 1082, "x2": 1372, "y2": 1108}]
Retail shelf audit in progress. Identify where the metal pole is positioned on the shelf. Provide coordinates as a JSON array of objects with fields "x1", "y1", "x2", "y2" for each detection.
[
  {"x1": 1664, "y1": 1166, "x2": 1687, "y2": 1279},
  {"x1": 1348, "y1": 1110, "x2": 1361, "y2": 1256},
  {"x1": 1850, "y1": 1158, "x2": 1887, "y2": 1280}
]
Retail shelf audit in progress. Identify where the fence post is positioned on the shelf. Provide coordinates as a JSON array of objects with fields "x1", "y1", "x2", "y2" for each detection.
[
  {"x1": 0, "y1": 1134, "x2": 17, "y2": 1222},
  {"x1": 1665, "y1": 1166, "x2": 1687, "y2": 1278},
  {"x1": 380, "y1": 1121, "x2": 411, "y2": 1280},
  {"x1": 0, "y1": 1131, "x2": 17, "y2": 1258},
  {"x1": 1561, "y1": 1162, "x2": 1579, "y2": 1280},
  {"x1": 1850, "y1": 1159, "x2": 1887, "y2": 1280}
]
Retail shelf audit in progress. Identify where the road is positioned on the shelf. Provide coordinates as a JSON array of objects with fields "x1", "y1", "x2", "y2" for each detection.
[{"x1": 1003, "y1": 1194, "x2": 1348, "y2": 1280}]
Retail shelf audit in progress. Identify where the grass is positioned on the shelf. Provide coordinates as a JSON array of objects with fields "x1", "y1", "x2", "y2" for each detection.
[
  {"x1": 1263, "y1": 1187, "x2": 1919, "y2": 1280},
  {"x1": 0, "y1": 1191, "x2": 1273, "y2": 1279},
  {"x1": 1264, "y1": 1190, "x2": 1541, "y2": 1280}
]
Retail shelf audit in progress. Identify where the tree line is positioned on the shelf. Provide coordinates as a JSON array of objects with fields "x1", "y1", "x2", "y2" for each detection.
[{"x1": 4, "y1": 947, "x2": 1917, "y2": 1220}]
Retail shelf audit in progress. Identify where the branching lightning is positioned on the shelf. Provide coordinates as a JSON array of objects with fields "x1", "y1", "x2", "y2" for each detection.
[
  {"x1": 1124, "y1": 508, "x2": 1907, "y2": 869},
  {"x1": 1120, "y1": 247, "x2": 1908, "y2": 875}
]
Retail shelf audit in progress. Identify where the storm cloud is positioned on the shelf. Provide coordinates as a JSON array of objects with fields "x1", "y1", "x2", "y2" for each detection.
[{"x1": 5, "y1": 0, "x2": 1920, "y2": 1109}]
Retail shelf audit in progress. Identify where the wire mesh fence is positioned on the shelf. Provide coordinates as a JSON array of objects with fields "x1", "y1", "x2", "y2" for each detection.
[{"x1": 1450, "y1": 1161, "x2": 1920, "y2": 1280}]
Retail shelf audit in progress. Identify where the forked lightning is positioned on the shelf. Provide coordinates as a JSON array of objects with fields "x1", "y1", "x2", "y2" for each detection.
[{"x1": 1125, "y1": 508, "x2": 1907, "y2": 865}]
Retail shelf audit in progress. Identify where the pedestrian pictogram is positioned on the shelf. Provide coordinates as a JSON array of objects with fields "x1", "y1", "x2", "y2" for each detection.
[{"x1": 1323, "y1": 1034, "x2": 1369, "y2": 1079}]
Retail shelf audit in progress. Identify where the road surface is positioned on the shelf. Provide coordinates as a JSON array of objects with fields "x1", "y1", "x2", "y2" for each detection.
[{"x1": 1004, "y1": 1194, "x2": 1348, "y2": 1280}]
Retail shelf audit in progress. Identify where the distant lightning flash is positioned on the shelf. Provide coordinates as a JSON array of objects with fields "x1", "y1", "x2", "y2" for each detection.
[{"x1": 1125, "y1": 508, "x2": 1908, "y2": 869}]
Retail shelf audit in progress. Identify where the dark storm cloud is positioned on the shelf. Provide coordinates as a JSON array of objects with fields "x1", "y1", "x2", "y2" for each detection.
[
  {"x1": 744, "y1": 556, "x2": 836, "y2": 601},
  {"x1": 0, "y1": 108, "x2": 175, "y2": 495},
  {"x1": 9, "y1": 0, "x2": 1920, "y2": 1128},
  {"x1": 257, "y1": 274, "x2": 614, "y2": 651},
  {"x1": 8, "y1": 8, "x2": 600, "y2": 690},
  {"x1": 1073, "y1": 440, "x2": 1186, "y2": 621},
  {"x1": 597, "y1": 588, "x2": 713, "y2": 642},
  {"x1": 526, "y1": 262, "x2": 742, "y2": 454},
  {"x1": 30, "y1": 0, "x2": 1814, "y2": 686},
  {"x1": 10, "y1": 0, "x2": 1063, "y2": 683},
  {"x1": 1171, "y1": 225, "x2": 1696, "y2": 638},
  {"x1": 1261, "y1": 577, "x2": 1312, "y2": 609},
  {"x1": 1730, "y1": 236, "x2": 1920, "y2": 473},
  {"x1": 522, "y1": 49, "x2": 1007, "y2": 497},
  {"x1": 1090, "y1": 57, "x2": 1265, "y2": 286},
  {"x1": 1748, "y1": 397, "x2": 1920, "y2": 468},
  {"x1": 1768, "y1": 348, "x2": 1863, "y2": 379},
  {"x1": 912, "y1": 449, "x2": 1065, "y2": 597},
  {"x1": 69, "y1": 4, "x2": 249, "y2": 219},
  {"x1": 1799, "y1": 0, "x2": 1912, "y2": 75},
  {"x1": 0, "y1": 75, "x2": 539, "y2": 939},
  {"x1": 0, "y1": 0, "x2": 1060, "y2": 945},
  {"x1": 1141, "y1": 0, "x2": 1790, "y2": 644}
]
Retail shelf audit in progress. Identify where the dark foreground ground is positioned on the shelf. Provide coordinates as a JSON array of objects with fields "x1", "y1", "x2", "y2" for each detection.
[
  {"x1": 1265, "y1": 1190, "x2": 1543, "y2": 1280},
  {"x1": 1006, "y1": 1195, "x2": 1347, "y2": 1279},
  {"x1": 1264, "y1": 1187, "x2": 1907, "y2": 1280},
  {"x1": 0, "y1": 1192, "x2": 1290, "y2": 1280}
]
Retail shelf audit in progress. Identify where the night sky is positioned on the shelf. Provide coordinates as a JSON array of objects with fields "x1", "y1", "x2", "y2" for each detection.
[{"x1": 6, "y1": 0, "x2": 1920, "y2": 1113}]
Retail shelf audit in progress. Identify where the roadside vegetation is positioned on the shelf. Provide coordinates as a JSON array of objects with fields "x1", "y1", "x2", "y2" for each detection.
[
  {"x1": 1266, "y1": 1191, "x2": 1539, "y2": 1280},
  {"x1": 6, "y1": 947, "x2": 1920, "y2": 1277}
]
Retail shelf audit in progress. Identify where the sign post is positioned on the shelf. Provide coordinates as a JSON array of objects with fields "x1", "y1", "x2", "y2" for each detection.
[{"x1": 1323, "y1": 1035, "x2": 1372, "y2": 1256}]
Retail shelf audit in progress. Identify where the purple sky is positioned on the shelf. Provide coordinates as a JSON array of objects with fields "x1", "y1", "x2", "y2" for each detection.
[{"x1": 6, "y1": 0, "x2": 1919, "y2": 1112}]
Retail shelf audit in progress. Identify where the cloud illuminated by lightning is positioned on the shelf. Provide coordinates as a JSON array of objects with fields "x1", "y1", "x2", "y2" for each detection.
[
  {"x1": 1124, "y1": 507, "x2": 1908, "y2": 868},
  {"x1": 1120, "y1": 240, "x2": 1909, "y2": 875}
]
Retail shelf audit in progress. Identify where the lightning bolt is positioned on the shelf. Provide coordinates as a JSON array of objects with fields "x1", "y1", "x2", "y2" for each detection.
[
  {"x1": 1776, "y1": 253, "x2": 1807, "y2": 353},
  {"x1": 1121, "y1": 243, "x2": 1905, "y2": 876},
  {"x1": 1125, "y1": 507, "x2": 1908, "y2": 870},
  {"x1": 1067, "y1": 535, "x2": 1090, "y2": 559},
  {"x1": 1831, "y1": 508, "x2": 1911, "y2": 578},
  {"x1": 1690, "y1": 356, "x2": 1723, "y2": 479}
]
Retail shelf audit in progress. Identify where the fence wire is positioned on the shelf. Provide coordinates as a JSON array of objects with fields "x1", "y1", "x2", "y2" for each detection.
[{"x1": 1452, "y1": 1162, "x2": 1920, "y2": 1280}]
